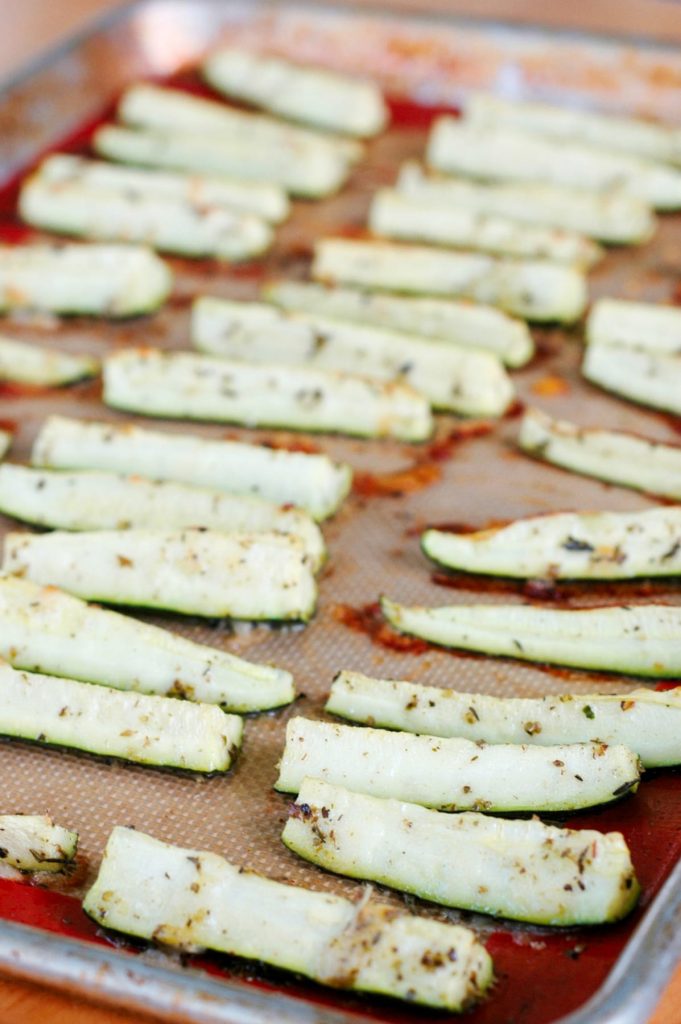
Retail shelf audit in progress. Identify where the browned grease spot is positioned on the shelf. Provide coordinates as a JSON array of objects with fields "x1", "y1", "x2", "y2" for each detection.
[
  {"x1": 0, "y1": 381, "x2": 52, "y2": 399},
  {"x1": 260, "y1": 436, "x2": 322, "y2": 455},
  {"x1": 531, "y1": 375, "x2": 571, "y2": 398},
  {"x1": 0, "y1": 418, "x2": 16, "y2": 432},
  {"x1": 430, "y1": 569, "x2": 680, "y2": 605},
  {"x1": 332, "y1": 602, "x2": 430, "y2": 654},
  {"x1": 504, "y1": 399, "x2": 526, "y2": 419}
]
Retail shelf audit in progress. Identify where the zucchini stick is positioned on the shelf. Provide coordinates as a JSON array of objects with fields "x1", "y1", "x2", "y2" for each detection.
[
  {"x1": 369, "y1": 188, "x2": 603, "y2": 267},
  {"x1": 0, "y1": 464, "x2": 325, "y2": 571},
  {"x1": 327, "y1": 671, "x2": 681, "y2": 768},
  {"x1": 0, "y1": 575, "x2": 293, "y2": 712},
  {"x1": 422, "y1": 506, "x2": 681, "y2": 580},
  {"x1": 0, "y1": 662, "x2": 242, "y2": 772},
  {"x1": 396, "y1": 161, "x2": 656, "y2": 245},
  {"x1": 427, "y1": 119, "x2": 681, "y2": 210},
  {"x1": 583, "y1": 344, "x2": 681, "y2": 415},
  {"x1": 0, "y1": 431, "x2": 10, "y2": 461},
  {"x1": 3, "y1": 529, "x2": 317, "y2": 621},
  {"x1": 382, "y1": 597, "x2": 681, "y2": 677},
  {"x1": 0, "y1": 815, "x2": 78, "y2": 873},
  {"x1": 0, "y1": 335, "x2": 98, "y2": 386},
  {"x1": 84, "y1": 826, "x2": 493, "y2": 1012},
  {"x1": 191, "y1": 296, "x2": 514, "y2": 417},
  {"x1": 103, "y1": 348, "x2": 433, "y2": 442},
  {"x1": 275, "y1": 717, "x2": 640, "y2": 812},
  {"x1": 202, "y1": 49, "x2": 388, "y2": 139},
  {"x1": 263, "y1": 279, "x2": 534, "y2": 367},
  {"x1": 587, "y1": 298, "x2": 681, "y2": 354},
  {"x1": 519, "y1": 407, "x2": 681, "y2": 502},
  {"x1": 312, "y1": 238, "x2": 587, "y2": 323},
  {"x1": 284, "y1": 779, "x2": 640, "y2": 926},
  {"x1": 0, "y1": 243, "x2": 172, "y2": 317},
  {"x1": 31, "y1": 415, "x2": 352, "y2": 522}
]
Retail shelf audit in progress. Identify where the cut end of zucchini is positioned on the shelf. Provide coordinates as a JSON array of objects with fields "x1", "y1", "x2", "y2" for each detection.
[
  {"x1": 0, "y1": 335, "x2": 99, "y2": 387},
  {"x1": 0, "y1": 814, "x2": 78, "y2": 873}
]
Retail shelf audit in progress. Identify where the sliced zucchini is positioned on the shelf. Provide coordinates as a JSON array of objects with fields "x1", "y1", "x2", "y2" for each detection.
[
  {"x1": 202, "y1": 49, "x2": 388, "y2": 139},
  {"x1": 422, "y1": 506, "x2": 681, "y2": 580},
  {"x1": 587, "y1": 298, "x2": 681, "y2": 354},
  {"x1": 582, "y1": 344, "x2": 681, "y2": 415},
  {"x1": 263, "y1": 280, "x2": 534, "y2": 367},
  {"x1": 0, "y1": 662, "x2": 242, "y2": 772},
  {"x1": 0, "y1": 464, "x2": 324, "y2": 571},
  {"x1": 0, "y1": 574, "x2": 293, "y2": 712},
  {"x1": 3, "y1": 528, "x2": 317, "y2": 621},
  {"x1": 467, "y1": 92, "x2": 681, "y2": 167},
  {"x1": 381, "y1": 597, "x2": 681, "y2": 677},
  {"x1": 84, "y1": 826, "x2": 492, "y2": 1012},
  {"x1": 312, "y1": 239, "x2": 587, "y2": 323},
  {"x1": 427, "y1": 120, "x2": 681, "y2": 210},
  {"x1": 276, "y1": 717, "x2": 640, "y2": 812},
  {"x1": 94, "y1": 124, "x2": 349, "y2": 200},
  {"x1": 20, "y1": 173, "x2": 272, "y2": 262},
  {"x1": 0, "y1": 431, "x2": 10, "y2": 461},
  {"x1": 284, "y1": 779, "x2": 640, "y2": 926},
  {"x1": 369, "y1": 188, "x2": 603, "y2": 267},
  {"x1": 0, "y1": 335, "x2": 98, "y2": 386},
  {"x1": 396, "y1": 161, "x2": 656, "y2": 245},
  {"x1": 32, "y1": 415, "x2": 352, "y2": 522},
  {"x1": 519, "y1": 407, "x2": 681, "y2": 502},
  {"x1": 327, "y1": 670, "x2": 681, "y2": 768},
  {"x1": 191, "y1": 296, "x2": 514, "y2": 417},
  {"x1": 0, "y1": 815, "x2": 78, "y2": 873},
  {"x1": 0, "y1": 243, "x2": 172, "y2": 317},
  {"x1": 103, "y1": 348, "x2": 433, "y2": 442}
]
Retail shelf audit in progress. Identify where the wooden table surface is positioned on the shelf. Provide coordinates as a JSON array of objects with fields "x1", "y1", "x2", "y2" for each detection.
[{"x1": 2, "y1": 1, "x2": 681, "y2": 1021}]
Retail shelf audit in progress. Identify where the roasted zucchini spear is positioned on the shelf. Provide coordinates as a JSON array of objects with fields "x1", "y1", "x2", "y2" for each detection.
[
  {"x1": 0, "y1": 430, "x2": 12, "y2": 461},
  {"x1": 583, "y1": 344, "x2": 681, "y2": 416},
  {"x1": 587, "y1": 298, "x2": 681, "y2": 354},
  {"x1": 0, "y1": 335, "x2": 98, "y2": 386},
  {"x1": 275, "y1": 717, "x2": 640, "y2": 813},
  {"x1": 83, "y1": 826, "x2": 493, "y2": 1012},
  {"x1": 284, "y1": 779, "x2": 640, "y2": 926},
  {"x1": 0, "y1": 815, "x2": 78, "y2": 873}
]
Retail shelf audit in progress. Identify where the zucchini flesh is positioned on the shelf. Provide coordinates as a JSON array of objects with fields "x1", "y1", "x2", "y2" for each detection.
[
  {"x1": 94, "y1": 124, "x2": 349, "y2": 200},
  {"x1": 312, "y1": 238, "x2": 587, "y2": 323},
  {"x1": 84, "y1": 826, "x2": 493, "y2": 1012},
  {"x1": 0, "y1": 575, "x2": 294, "y2": 713},
  {"x1": 0, "y1": 335, "x2": 98, "y2": 386},
  {"x1": 369, "y1": 188, "x2": 603, "y2": 267},
  {"x1": 427, "y1": 119, "x2": 681, "y2": 210},
  {"x1": 263, "y1": 279, "x2": 534, "y2": 367},
  {"x1": 191, "y1": 296, "x2": 514, "y2": 417},
  {"x1": 3, "y1": 528, "x2": 317, "y2": 621},
  {"x1": 422, "y1": 506, "x2": 681, "y2": 580},
  {"x1": 284, "y1": 779, "x2": 640, "y2": 925},
  {"x1": 381, "y1": 596, "x2": 681, "y2": 677},
  {"x1": 0, "y1": 243, "x2": 172, "y2": 317},
  {"x1": 0, "y1": 464, "x2": 325, "y2": 571},
  {"x1": 32, "y1": 415, "x2": 352, "y2": 522},
  {"x1": 0, "y1": 430, "x2": 12, "y2": 461},
  {"x1": 275, "y1": 717, "x2": 640, "y2": 813},
  {"x1": 396, "y1": 161, "x2": 656, "y2": 245},
  {"x1": 103, "y1": 348, "x2": 433, "y2": 442},
  {"x1": 587, "y1": 298, "x2": 681, "y2": 354},
  {"x1": 327, "y1": 670, "x2": 681, "y2": 768},
  {"x1": 20, "y1": 174, "x2": 273, "y2": 262},
  {"x1": 519, "y1": 407, "x2": 681, "y2": 501},
  {"x1": 0, "y1": 815, "x2": 78, "y2": 873},
  {"x1": 583, "y1": 344, "x2": 681, "y2": 415},
  {"x1": 202, "y1": 49, "x2": 388, "y2": 139},
  {"x1": 0, "y1": 662, "x2": 242, "y2": 772}
]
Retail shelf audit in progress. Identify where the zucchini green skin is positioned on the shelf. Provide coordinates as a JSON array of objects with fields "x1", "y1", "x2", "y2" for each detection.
[
  {"x1": 0, "y1": 663, "x2": 242, "y2": 772},
  {"x1": 202, "y1": 49, "x2": 388, "y2": 139},
  {"x1": 275, "y1": 716, "x2": 640, "y2": 813},
  {"x1": 0, "y1": 464, "x2": 325, "y2": 571},
  {"x1": 191, "y1": 295, "x2": 514, "y2": 417},
  {"x1": 284, "y1": 779, "x2": 640, "y2": 926},
  {"x1": 587, "y1": 298, "x2": 681, "y2": 354},
  {"x1": 0, "y1": 243, "x2": 172, "y2": 317},
  {"x1": 519, "y1": 407, "x2": 681, "y2": 502},
  {"x1": 0, "y1": 335, "x2": 98, "y2": 386},
  {"x1": 327, "y1": 671, "x2": 681, "y2": 768},
  {"x1": 0, "y1": 575, "x2": 294, "y2": 713},
  {"x1": 583, "y1": 343, "x2": 681, "y2": 416},
  {"x1": 381, "y1": 596, "x2": 681, "y2": 677},
  {"x1": 3, "y1": 528, "x2": 317, "y2": 622},
  {"x1": 0, "y1": 815, "x2": 78, "y2": 873},
  {"x1": 263, "y1": 279, "x2": 534, "y2": 367},
  {"x1": 31, "y1": 415, "x2": 352, "y2": 522},
  {"x1": 103, "y1": 348, "x2": 433, "y2": 442},
  {"x1": 0, "y1": 431, "x2": 11, "y2": 461},
  {"x1": 312, "y1": 238, "x2": 587, "y2": 323},
  {"x1": 84, "y1": 826, "x2": 493, "y2": 1012},
  {"x1": 427, "y1": 119, "x2": 681, "y2": 210},
  {"x1": 421, "y1": 506, "x2": 681, "y2": 580}
]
